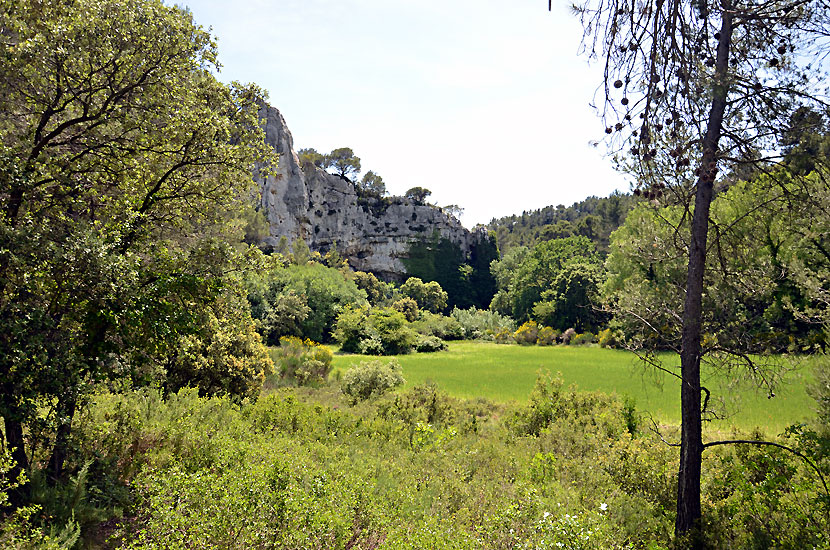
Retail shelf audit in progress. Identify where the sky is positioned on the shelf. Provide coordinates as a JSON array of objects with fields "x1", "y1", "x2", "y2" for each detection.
[{"x1": 181, "y1": 0, "x2": 631, "y2": 227}]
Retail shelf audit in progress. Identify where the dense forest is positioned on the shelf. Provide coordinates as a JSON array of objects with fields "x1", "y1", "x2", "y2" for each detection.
[
  {"x1": 486, "y1": 192, "x2": 638, "y2": 254},
  {"x1": 1, "y1": 0, "x2": 830, "y2": 548}
]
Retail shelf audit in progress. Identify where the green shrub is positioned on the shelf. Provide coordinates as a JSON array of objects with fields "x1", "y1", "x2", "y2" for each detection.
[
  {"x1": 340, "y1": 359, "x2": 405, "y2": 403},
  {"x1": 370, "y1": 308, "x2": 417, "y2": 355},
  {"x1": 0, "y1": 449, "x2": 80, "y2": 550},
  {"x1": 415, "y1": 334, "x2": 447, "y2": 353},
  {"x1": 273, "y1": 336, "x2": 333, "y2": 385},
  {"x1": 333, "y1": 307, "x2": 417, "y2": 355},
  {"x1": 450, "y1": 306, "x2": 516, "y2": 340},
  {"x1": 493, "y1": 327, "x2": 514, "y2": 344},
  {"x1": 536, "y1": 326, "x2": 559, "y2": 346},
  {"x1": 412, "y1": 312, "x2": 464, "y2": 340},
  {"x1": 392, "y1": 296, "x2": 420, "y2": 322},
  {"x1": 571, "y1": 332, "x2": 597, "y2": 346},
  {"x1": 514, "y1": 320, "x2": 540, "y2": 345},
  {"x1": 332, "y1": 306, "x2": 371, "y2": 353},
  {"x1": 167, "y1": 294, "x2": 273, "y2": 400}
]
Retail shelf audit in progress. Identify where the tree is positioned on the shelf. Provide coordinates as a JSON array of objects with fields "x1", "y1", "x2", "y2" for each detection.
[
  {"x1": 359, "y1": 170, "x2": 387, "y2": 197},
  {"x1": 298, "y1": 148, "x2": 326, "y2": 169},
  {"x1": 324, "y1": 147, "x2": 361, "y2": 179},
  {"x1": 404, "y1": 186, "x2": 432, "y2": 204},
  {"x1": 400, "y1": 277, "x2": 448, "y2": 314},
  {"x1": 491, "y1": 236, "x2": 602, "y2": 323},
  {"x1": 572, "y1": 0, "x2": 830, "y2": 540},
  {"x1": 0, "y1": 0, "x2": 273, "y2": 502}
]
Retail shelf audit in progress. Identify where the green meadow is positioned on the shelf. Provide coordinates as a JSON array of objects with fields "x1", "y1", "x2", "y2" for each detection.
[{"x1": 332, "y1": 341, "x2": 816, "y2": 433}]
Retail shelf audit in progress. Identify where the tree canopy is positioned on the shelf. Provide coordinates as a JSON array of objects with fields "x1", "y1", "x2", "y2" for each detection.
[
  {"x1": 0, "y1": 0, "x2": 274, "y2": 497},
  {"x1": 573, "y1": 0, "x2": 830, "y2": 540}
]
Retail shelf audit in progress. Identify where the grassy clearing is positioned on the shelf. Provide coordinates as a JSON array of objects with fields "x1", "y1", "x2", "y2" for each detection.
[{"x1": 331, "y1": 341, "x2": 815, "y2": 433}]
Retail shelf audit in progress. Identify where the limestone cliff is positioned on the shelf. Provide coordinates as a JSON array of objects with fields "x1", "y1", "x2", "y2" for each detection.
[{"x1": 256, "y1": 104, "x2": 473, "y2": 280}]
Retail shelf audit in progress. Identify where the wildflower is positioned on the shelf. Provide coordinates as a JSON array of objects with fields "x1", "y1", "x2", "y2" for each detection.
[{"x1": 599, "y1": 502, "x2": 608, "y2": 512}]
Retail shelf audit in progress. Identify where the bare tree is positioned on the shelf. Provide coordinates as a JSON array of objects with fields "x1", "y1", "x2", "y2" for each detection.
[{"x1": 568, "y1": 0, "x2": 830, "y2": 543}]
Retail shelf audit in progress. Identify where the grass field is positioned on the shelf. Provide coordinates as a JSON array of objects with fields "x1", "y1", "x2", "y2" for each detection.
[{"x1": 331, "y1": 341, "x2": 817, "y2": 433}]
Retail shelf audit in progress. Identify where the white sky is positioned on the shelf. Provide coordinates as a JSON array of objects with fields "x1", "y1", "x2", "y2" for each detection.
[{"x1": 181, "y1": 0, "x2": 631, "y2": 227}]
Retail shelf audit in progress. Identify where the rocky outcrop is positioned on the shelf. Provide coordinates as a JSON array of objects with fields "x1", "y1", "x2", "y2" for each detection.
[{"x1": 256, "y1": 104, "x2": 472, "y2": 280}]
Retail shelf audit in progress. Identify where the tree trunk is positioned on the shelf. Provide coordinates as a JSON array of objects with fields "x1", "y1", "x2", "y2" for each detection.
[
  {"x1": 675, "y1": 4, "x2": 733, "y2": 544},
  {"x1": 3, "y1": 415, "x2": 30, "y2": 508},
  {"x1": 47, "y1": 393, "x2": 77, "y2": 486}
]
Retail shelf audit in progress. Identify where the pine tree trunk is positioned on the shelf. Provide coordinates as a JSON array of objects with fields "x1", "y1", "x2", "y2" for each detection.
[{"x1": 675, "y1": 4, "x2": 733, "y2": 544}]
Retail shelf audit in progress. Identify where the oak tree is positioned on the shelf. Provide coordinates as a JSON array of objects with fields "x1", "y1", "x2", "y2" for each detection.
[{"x1": 0, "y1": 0, "x2": 273, "y2": 501}]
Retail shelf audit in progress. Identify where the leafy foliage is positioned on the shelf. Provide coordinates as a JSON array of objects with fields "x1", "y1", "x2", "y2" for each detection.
[
  {"x1": 403, "y1": 231, "x2": 498, "y2": 310},
  {"x1": 340, "y1": 360, "x2": 405, "y2": 403},
  {"x1": 491, "y1": 236, "x2": 606, "y2": 331},
  {"x1": 0, "y1": 0, "x2": 274, "y2": 492},
  {"x1": 271, "y1": 337, "x2": 333, "y2": 386}
]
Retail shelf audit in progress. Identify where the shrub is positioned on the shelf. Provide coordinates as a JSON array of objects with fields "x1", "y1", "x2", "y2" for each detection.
[
  {"x1": 571, "y1": 332, "x2": 597, "y2": 346},
  {"x1": 167, "y1": 294, "x2": 273, "y2": 400},
  {"x1": 560, "y1": 327, "x2": 577, "y2": 345},
  {"x1": 259, "y1": 290, "x2": 310, "y2": 345},
  {"x1": 273, "y1": 337, "x2": 333, "y2": 385},
  {"x1": 536, "y1": 326, "x2": 559, "y2": 346},
  {"x1": 494, "y1": 327, "x2": 514, "y2": 344},
  {"x1": 392, "y1": 296, "x2": 420, "y2": 322},
  {"x1": 400, "y1": 277, "x2": 448, "y2": 313},
  {"x1": 450, "y1": 307, "x2": 516, "y2": 340},
  {"x1": 340, "y1": 359, "x2": 405, "y2": 403},
  {"x1": 334, "y1": 306, "x2": 418, "y2": 355},
  {"x1": 370, "y1": 308, "x2": 417, "y2": 355},
  {"x1": 415, "y1": 334, "x2": 447, "y2": 353},
  {"x1": 598, "y1": 327, "x2": 625, "y2": 348},
  {"x1": 514, "y1": 320, "x2": 540, "y2": 345},
  {"x1": 332, "y1": 306, "x2": 371, "y2": 353},
  {"x1": 412, "y1": 312, "x2": 464, "y2": 340}
]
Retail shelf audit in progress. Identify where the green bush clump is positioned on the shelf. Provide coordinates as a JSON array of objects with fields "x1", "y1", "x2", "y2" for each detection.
[
  {"x1": 272, "y1": 336, "x2": 333, "y2": 385},
  {"x1": 571, "y1": 332, "x2": 597, "y2": 346},
  {"x1": 536, "y1": 326, "x2": 559, "y2": 346},
  {"x1": 392, "y1": 296, "x2": 420, "y2": 322},
  {"x1": 450, "y1": 306, "x2": 516, "y2": 340},
  {"x1": 412, "y1": 311, "x2": 464, "y2": 340},
  {"x1": 340, "y1": 359, "x2": 405, "y2": 403},
  {"x1": 514, "y1": 320, "x2": 540, "y2": 345},
  {"x1": 333, "y1": 306, "x2": 418, "y2": 355},
  {"x1": 415, "y1": 334, "x2": 447, "y2": 353}
]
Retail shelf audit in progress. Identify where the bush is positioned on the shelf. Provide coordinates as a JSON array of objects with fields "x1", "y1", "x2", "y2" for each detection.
[
  {"x1": 598, "y1": 327, "x2": 625, "y2": 348},
  {"x1": 273, "y1": 337, "x2": 333, "y2": 385},
  {"x1": 493, "y1": 327, "x2": 514, "y2": 344},
  {"x1": 450, "y1": 307, "x2": 516, "y2": 340},
  {"x1": 340, "y1": 359, "x2": 405, "y2": 403},
  {"x1": 415, "y1": 334, "x2": 447, "y2": 353},
  {"x1": 412, "y1": 312, "x2": 464, "y2": 340},
  {"x1": 400, "y1": 277, "x2": 448, "y2": 313},
  {"x1": 560, "y1": 327, "x2": 577, "y2": 345},
  {"x1": 332, "y1": 306, "x2": 371, "y2": 353},
  {"x1": 334, "y1": 306, "x2": 419, "y2": 355},
  {"x1": 167, "y1": 294, "x2": 273, "y2": 400},
  {"x1": 370, "y1": 308, "x2": 418, "y2": 355},
  {"x1": 571, "y1": 332, "x2": 597, "y2": 346},
  {"x1": 514, "y1": 321, "x2": 540, "y2": 345},
  {"x1": 536, "y1": 326, "x2": 559, "y2": 346},
  {"x1": 392, "y1": 297, "x2": 420, "y2": 322}
]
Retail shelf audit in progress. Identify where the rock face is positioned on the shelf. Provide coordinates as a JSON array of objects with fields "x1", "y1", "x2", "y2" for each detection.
[{"x1": 256, "y1": 104, "x2": 473, "y2": 280}]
